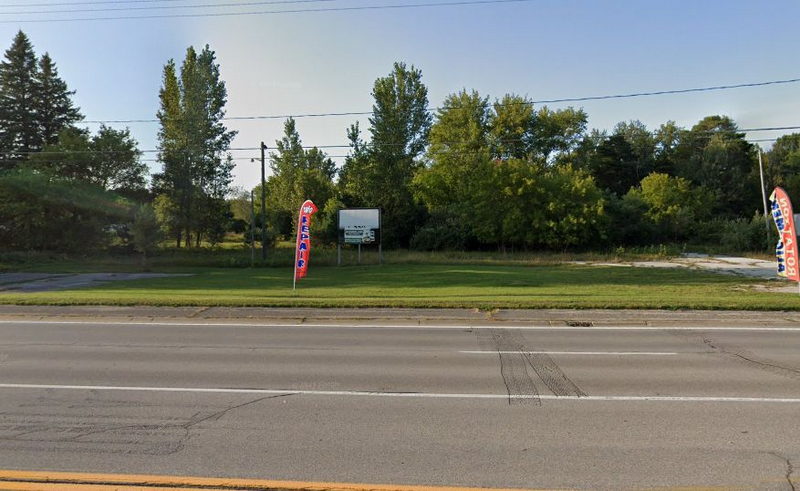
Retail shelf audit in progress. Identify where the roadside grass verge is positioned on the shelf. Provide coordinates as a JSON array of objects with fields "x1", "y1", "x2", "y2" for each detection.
[
  {"x1": 0, "y1": 242, "x2": 760, "y2": 273},
  {"x1": 0, "y1": 263, "x2": 796, "y2": 310}
]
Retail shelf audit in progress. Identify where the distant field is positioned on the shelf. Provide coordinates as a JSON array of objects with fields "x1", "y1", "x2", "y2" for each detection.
[{"x1": 0, "y1": 263, "x2": 797, "y2": 310}]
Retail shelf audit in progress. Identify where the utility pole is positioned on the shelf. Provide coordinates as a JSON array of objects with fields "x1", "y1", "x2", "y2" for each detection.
[
  {"x1": 757, "y1": 146, "x2": 771, "y2": 234},
  {"x1": 260, "y1": 141, "x2": 267, "y2": 260},
  {"x1": 250, "y1": 190, "x2": 255, "y2": 267}
]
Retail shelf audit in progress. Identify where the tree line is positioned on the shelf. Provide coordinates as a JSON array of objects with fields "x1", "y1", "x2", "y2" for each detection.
[
  {"x1": 259, "y1": 63, "x2": 798, "y2": 252},
  {"x1": 2, "y1": 30, "x2": 800, "y2": 257}
]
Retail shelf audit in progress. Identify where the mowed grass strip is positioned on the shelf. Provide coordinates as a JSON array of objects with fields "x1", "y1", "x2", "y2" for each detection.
[{"x1": 0, "y1": 264, "x2": 797, "y2": 310}]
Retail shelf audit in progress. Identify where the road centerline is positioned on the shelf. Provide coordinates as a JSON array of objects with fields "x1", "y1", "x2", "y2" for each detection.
[
  {"x1": 459, "y1": 350, "x2": 680, "y2": 356},
  {"x1": 2, "y1": 383, "x2": 800, "y2": 403}
]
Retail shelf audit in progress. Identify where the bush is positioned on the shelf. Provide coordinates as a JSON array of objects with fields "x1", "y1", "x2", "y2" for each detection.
[
  {"x1": 411, "y1": 210, "x2": 475, "y2": 251},
  {"x1": 131, "y1": 204, "x2": 162, "y2": 261},
  {"x1": 0, "y1": 169, "x2": 131, "y2": 253},
  {"x1": 691, "y1": 214, "x2": 775, "y2": 252}
]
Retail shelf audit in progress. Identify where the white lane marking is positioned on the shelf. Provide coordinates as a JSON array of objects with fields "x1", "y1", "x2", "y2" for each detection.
[
  {"x1": 461, "y1": 351, "x2": 679, "y2": 356},
  {"x1": 1, "y1": 320, "x2": 800, "y2": 331},
  {"x1": 1, "y1": 383, "x2": 800, "y2": 403}
]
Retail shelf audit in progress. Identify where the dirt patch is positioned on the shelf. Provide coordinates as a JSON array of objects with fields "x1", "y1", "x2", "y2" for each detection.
[
  {"x1": 0, "y1": 273, "x2": 191, "y2": 293},
  {"x1": 572, "y1": 253, "x2": 800, "y2": 294},
  {"x1": 573, "y1": 253, "x2": 778, "y2": 279}
]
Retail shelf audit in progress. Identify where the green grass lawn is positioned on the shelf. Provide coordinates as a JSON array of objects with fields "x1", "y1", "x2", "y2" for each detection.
[{"x1": 1, "y1": 263, "x2": 797, "y2": 310}]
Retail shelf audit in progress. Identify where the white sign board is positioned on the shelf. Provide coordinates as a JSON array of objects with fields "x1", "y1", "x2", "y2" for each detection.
[{"x1": 338, "y1": 208, "x2": 380, "y2": 231}]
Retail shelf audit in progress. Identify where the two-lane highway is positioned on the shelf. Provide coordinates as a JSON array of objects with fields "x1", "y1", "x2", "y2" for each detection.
[{"x1": 0, "y1": 318, "x2": 799, "y2": 489}]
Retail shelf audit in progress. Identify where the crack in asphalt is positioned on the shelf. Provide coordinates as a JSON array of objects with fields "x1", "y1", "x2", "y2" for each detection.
[
  {"x1": 769, "y1": 452, "x2": 796, "y2": 491},
  {"x1": 188, "y1": 307, "x2": 210, "y2": 318},
  {"x1": 702, "y1": 337, "x2": 800, "y2": 380},
  {"x1": 4, "y1": 393, "x2": 294, "y2": 456}
]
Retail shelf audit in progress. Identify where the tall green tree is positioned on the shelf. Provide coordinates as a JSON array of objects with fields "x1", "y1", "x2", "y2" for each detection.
[
  {"x1": 153, "y1": 45, "x2": 236, "y2": 247},
  {"x1": 340, "y1": 62, "x2": 432, "y2": 247},
  {"x1": 765, "y1": 133, "x2": 800, "y2": 202},
  {"x1": 614, "y1": 120, "x2": 655, "y2": 177},
  {"x1": 674, "y1": 116, "x2": 758, "y2": 217},
  {"x1": 489, "y1": 94, "x2": 535, "y2": 159},
  {"x1": 415, "y1": 89, "x2": 605, "y2": 250},
  {"x1": 35, "y1": 53, "x2": 82, "y2": 147},
  {"x1": 264, "y1": 118, "x2": 336, "y2": 236},
  {"x1": 0, "y1": 31, "x2": 39, "y2": 167},
  {"x1": 652, "y1": 121, "x2": 682, "y2": 175},
  {"x1": 414, "y1": 90, "x2": 492, "y2": 242},
  {"x1": 29, "y1": 125, "x2": 145, "y2": 193},
  {"x1": 586, "y1": 134, "x2": 638, "y2": 196},
  {"x1": 531, "y1": 106, "x2": 588, "y2": 164},
  {"x1": 0, "y1": 33, "x2": 82, "y2": 168},
  {"x1": 627, "y1": 172, "x2": 701, "y2": 240},
  {"x1": 90, "y1": 125, "x2": 146, "y2": 193}
]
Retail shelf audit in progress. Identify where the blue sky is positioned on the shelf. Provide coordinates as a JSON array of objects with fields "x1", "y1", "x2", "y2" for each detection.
[{"x1": 2, "y1": 0, "x2": 799, "y2": 190}]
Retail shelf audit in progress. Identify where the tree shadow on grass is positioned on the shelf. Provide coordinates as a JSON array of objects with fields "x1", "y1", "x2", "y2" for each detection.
[{"x1": 72, "y1": 265, "x2": 749, "y2": 297}]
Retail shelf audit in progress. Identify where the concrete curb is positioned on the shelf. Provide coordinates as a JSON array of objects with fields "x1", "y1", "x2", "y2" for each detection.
[{"x1": 1, "y1": 305, "x2": 800, "y2": 327}]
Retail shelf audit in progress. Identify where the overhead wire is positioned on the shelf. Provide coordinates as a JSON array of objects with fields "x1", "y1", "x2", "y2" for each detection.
[
  {"x1": 0, "y1": 0, "x2": 335, "y2": 16},
  {"x1": 1, "y1": 0, "x2": 536, "y2": 23},
  {"x1": 0, "y1": 0, "x2": 296, "y2": 6},
  {"x1": 3, "y1": 77, "x2": 797, "y2": 158},
  {"x1": 80, "y1": 77, "x2": 800, "y2": 125},
  {"x1": 1, "y1": 132, "x2": 791, "y2": 158}
]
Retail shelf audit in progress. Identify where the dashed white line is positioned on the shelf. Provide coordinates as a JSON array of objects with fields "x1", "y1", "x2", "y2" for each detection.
[
  {"x1": 460, "y1": 351, "x2": 680, "y2": 356},
  {"x1": 1, "y1": 383, "x2": 800, "y2": 403},
  {"x1": 1, "y1": 320, "x2": 800, "y2": 331}
]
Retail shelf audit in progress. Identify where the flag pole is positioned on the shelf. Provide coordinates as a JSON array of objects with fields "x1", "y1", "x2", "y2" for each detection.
[
  {"x1": 292, "y1": 210, "x2": 299, "y2": 291},
  {"x1": 293, "y1": 228, "x2": 298, "y2": 291}
]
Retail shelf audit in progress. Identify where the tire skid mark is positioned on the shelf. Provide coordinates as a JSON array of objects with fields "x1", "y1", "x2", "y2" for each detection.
[
  {"x1": 477, "y1": 329, "x2": 540, "y2": 405},
  {"x1": 477, "y1": 328, "x2": 586, "y2": 403},
  {"x1": 522, "y1": 351, "x2": 587, "y2": 397}
]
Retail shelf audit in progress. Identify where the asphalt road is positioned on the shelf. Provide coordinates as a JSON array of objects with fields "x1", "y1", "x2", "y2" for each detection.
[{"x1": 0, "y1": 317, "x2": 799, "y2": 489}]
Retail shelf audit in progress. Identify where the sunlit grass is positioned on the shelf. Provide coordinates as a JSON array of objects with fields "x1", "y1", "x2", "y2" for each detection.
[{"x1": 0, "y1": 263, "x2": 796, "y2": 310}]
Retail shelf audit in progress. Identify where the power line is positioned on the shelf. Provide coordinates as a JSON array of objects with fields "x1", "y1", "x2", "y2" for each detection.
[
  {"x1": 81, "y1": 77, "x2": 800, "y2": 124},
  {"x1": 529, "y1": 79, "x2": 800, "y2": 104},
  {"x1": 1, "y1": 0, "x2": 333, "y2": 16},
  {"x1": 1, "y1": 0, "x2": 255, "y2": 7},
  {"x1": 3, "y1": 130, "x2": 792, "y2": 158},
  {"x1": 1, "y1": 0, "x2": 535, "y2": 23}
]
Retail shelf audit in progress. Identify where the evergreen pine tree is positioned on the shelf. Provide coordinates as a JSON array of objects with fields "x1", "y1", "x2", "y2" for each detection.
[
  {"x1": 0, "y1": 31, "x2": 39, "y2": 168},
  {"x1": 35, "y1": 53, "x2": 82, "y2": 147}
]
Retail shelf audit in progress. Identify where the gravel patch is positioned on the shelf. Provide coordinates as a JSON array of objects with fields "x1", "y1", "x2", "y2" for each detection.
[{"x1": 0, "y1": 273, "x2": 191, "y2": 292}]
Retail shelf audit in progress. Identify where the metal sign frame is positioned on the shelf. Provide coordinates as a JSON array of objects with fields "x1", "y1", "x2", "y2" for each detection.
[{"x1": 337, "y1": 208, "x2": 382, "y2": 265}]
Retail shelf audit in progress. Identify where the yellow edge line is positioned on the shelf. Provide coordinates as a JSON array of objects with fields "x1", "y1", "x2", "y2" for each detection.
[
  {"x1": 0, "y1": 484, "x2": 213, "y2": 491},
  {"x1": 0, "y1": 470, "x2": 540, "y2": 491}
]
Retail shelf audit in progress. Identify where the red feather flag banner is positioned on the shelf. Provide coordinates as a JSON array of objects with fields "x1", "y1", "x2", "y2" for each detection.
[
  {"x1": 293, "y1": 200, "x2": 318, "y2": 290},
  {"x1": 769, "y1": 187, "x2": 800, "y2": 283}
]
